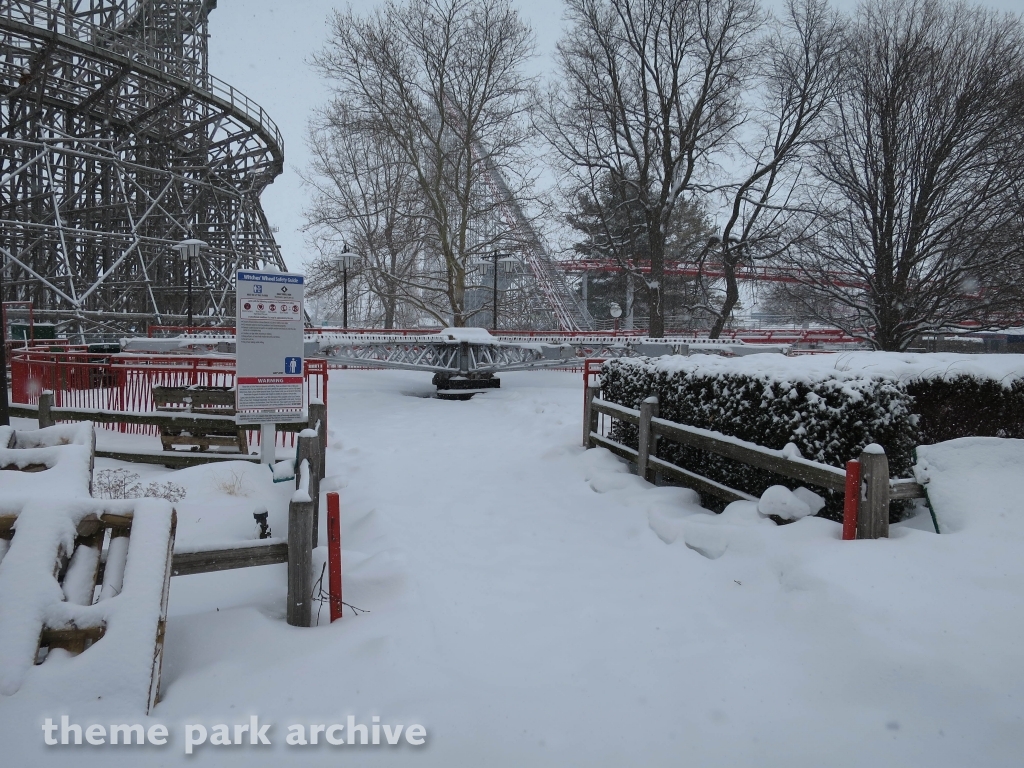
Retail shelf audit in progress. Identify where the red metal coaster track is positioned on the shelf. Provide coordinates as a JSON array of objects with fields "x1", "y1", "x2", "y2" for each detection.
[{"x1": 561, "y1": 258, "x2": 866, "y2": 290}]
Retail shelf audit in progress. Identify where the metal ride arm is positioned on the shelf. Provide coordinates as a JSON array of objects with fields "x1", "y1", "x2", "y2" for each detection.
[
  {"x1": 315, "y1": 331, "x2": 790, "y2": 374},
  {"x1": 316, "y1": 335, "x2": 576, "y2": 375}
]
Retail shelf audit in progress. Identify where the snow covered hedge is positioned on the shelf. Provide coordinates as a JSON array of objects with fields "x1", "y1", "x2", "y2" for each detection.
[
  {"x1": 830, "y1": 353, "x2": 1024, "y2": 443},
  {"x1": 908, "y1": 376, "x2": 1024, "y2": 442},
  {"x1": 601, "y1": 354, "x2": 920, "y2": 520}
]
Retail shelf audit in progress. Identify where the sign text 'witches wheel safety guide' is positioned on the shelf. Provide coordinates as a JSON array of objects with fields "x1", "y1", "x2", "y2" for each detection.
[{"x1": 235, "y1": 270, "x2": 306, "y2": 424}]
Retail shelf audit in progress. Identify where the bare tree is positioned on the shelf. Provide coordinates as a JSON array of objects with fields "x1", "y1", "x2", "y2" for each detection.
[
  {"x1": 542, "y1": 0, "x2": 763, "y2": 337},
  {"x1": 311, "y1": 0, "x2": 537, "y2": 327},
  {"x1": 700, "y1": 0, "x2": 844, "y2": 337},
  {"x1": 786, "y1": 0, "x2": 1024, "y2": 350},
  {"x1": 303, "y1": 107, "x2": 438, "y2": 328}
]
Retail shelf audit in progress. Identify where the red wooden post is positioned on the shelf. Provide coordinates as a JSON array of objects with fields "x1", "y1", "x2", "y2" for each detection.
[
  {"x1": 582, "y1": 358, "x2": 603, "y2": 446},
  {"x1": 843, "y1": 460, "x2": 861, "y2": 540},
  {"x1": 327, "y1": 492, "x2": 343, "y2": 622},
  {"x1": 582, "y1": 361, "x2": 590, "y2": 436}
]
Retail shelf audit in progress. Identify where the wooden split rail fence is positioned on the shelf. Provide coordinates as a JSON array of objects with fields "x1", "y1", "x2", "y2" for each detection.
[
  {"x1": 0, "y1": 424, "x2": 176, "y2": 713},
  {"x1": 0, "y1": 404, "x2": 331, "y2": 714},
  {"x1": 0, "y1": 506, "x2": 177, "y2": 713},
  {"x1": 583, "y1": 387, "x2": 926, "y2": 539},
  {"x1": 165, "y1": 402, "x2": 328, "y2": 628},
  {"x1": 10, "y1": 393, "x2": 321, "y2": 468}
]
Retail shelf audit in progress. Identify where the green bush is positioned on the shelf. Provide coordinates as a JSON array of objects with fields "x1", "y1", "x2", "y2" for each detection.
[
  {"x1": 600, "y1": 357, "x2": 919, "y2": 521},
  {"x1": 907, "y1": 375, "x2": 1024, "y2": 444}
]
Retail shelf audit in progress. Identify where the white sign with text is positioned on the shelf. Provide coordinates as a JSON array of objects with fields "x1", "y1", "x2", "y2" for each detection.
[{"x1": 235, "y1": 270, "x2": 305, "y2": 423}]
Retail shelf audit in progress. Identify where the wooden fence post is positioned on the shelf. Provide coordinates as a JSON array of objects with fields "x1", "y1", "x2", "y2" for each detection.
[
  {"x1": 296, "y1": 431, "x2": 321, "y2": 548},
  {"x1": 308, "y1": 398, "x2": 327, "y2": 480},
  {"x1": 87, "y1": 422, "x2": 96, "y2": 478},
  {"x1": 637, "y1": 396, "x2": 659, "y2": 482},
  {"x1": 287, "y1": 463, "x2": 314, "y2": 628},
  {"x1": 583, "y1": 387, "x2": 598, "y2": 448},
  {"x1": 38, "y1": 390, "x2": 54, "y2": 428},
  {"x1": 857, "y1": 444, "x2": 889, "y2": 539}
]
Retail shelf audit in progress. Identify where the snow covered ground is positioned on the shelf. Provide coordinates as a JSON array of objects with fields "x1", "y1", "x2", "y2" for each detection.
[{"x1": 2, "y1": 368, "x2": 1024, "y2": 766}]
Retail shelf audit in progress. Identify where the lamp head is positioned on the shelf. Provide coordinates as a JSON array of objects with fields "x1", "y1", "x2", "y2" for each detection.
[
  {"x1": 330, "y1": 248, "x2": 362, "y2": 268},
  {"x1": 173, "y1": 238, "x2": 208, "y2": 258},
  {"x1": 498, "y1": 255, "x2": 520, "y2": 274}
]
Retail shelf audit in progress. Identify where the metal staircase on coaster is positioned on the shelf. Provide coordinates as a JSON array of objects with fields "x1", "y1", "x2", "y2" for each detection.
[
  {"x1": 477, "y1": 148, "x2": 596, "y2": 332},
  {"x1": 0, "y1": 0, "x2": 286, "y2": 338}
]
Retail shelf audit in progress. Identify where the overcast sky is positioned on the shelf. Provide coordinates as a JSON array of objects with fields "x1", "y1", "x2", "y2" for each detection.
[{"x1": 207, "y1": 0, "x2": 1023, "y2": 272}]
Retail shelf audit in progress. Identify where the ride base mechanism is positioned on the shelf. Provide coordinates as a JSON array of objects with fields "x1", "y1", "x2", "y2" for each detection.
[{"x1": 433, "y1": 374, "x2": 502, "y2": 401}]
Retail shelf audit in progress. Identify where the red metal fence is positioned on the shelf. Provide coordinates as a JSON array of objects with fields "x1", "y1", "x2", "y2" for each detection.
[{"x1": 9, "y1": 348, "x2": 327, "y2": 447}]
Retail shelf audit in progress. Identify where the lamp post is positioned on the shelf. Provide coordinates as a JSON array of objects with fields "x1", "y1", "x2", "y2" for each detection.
[
  {"x1": 330, "y1": 246, "x2": 361, "y2": 328},
  {"x1": 173, "y1": 238, "x2": 207, "y2": 330},
  {"x1": 478, "y1": 252, "x2": 520, "y2": 330},
  {"x1": 609, "y1": 301, "x2": 623, "y2": 332}
]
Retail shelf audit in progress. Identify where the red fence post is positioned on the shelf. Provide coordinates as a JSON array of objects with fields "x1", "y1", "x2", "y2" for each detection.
[
  {"x1": 843, "y1": 460, "x2": 861, "y2": 540},
  {"x1": 582, "y1": 360, "x2": 594, "y2": 446},
  {"x1": 327, "y1": 492, "x2": 343, "y2": 622},
  {"x1": 10, "y1": 354, "x2": 26, "y2": 403}
]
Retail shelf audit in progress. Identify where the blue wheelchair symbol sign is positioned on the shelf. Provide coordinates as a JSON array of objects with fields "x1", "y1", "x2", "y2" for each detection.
[
  {"x1": 253, "y1": 284, "x2": 263, "y2": 294},
  {"x1": 284, "y1": 357, "x2": 302, "y2": 375}
]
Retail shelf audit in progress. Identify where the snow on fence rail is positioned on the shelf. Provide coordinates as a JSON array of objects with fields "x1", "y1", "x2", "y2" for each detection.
[
  {"x1": 164, "y1": 417, "x2": 327, "y2": 627},
  {"x1": 0, "y1": 422, "x2": 175, "y2": 713},
  {"x1": 582, "y1": 359, "x2": 925, "y2": 538},
  {"x1": 8, "y1": 348, "x2": 327, "y2": 449},
  {"x1": 0, "y1": 413, "x2": 331, "y2": 716},
  {"x1": 9, "y1": 394, "x2": 326, "y2": 468},
  {"x1": 0, "y1": 501, "x2": 177, "y2": 713}
]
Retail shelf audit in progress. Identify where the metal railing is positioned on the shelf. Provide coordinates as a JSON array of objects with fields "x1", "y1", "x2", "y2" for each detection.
[{"x1": 8, "y1": 348, "x2": 327, "y2": 447}]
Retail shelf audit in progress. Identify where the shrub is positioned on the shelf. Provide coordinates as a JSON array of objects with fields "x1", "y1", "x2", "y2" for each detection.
[
  {"x1": 92, "y1": 468, "x2": 187, "y2": 502},
  {"x1": 824, "y1": 352, "x2": 1024, "y2": 443},
  {"x1": 907, "y1": 376, "x2": 1024, "y2": 444},
  {"x1": 600, "y1": 356, "x2": 919, "y2": 521}
]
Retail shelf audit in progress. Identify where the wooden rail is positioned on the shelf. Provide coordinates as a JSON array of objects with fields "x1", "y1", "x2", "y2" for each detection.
[
  {"x1": 4, "y1": 399, "x2": 330, "y2": 627},
  {"x1": 11, "y1": 401, "x2": 310, "y2": 432},
  {"x1": 168, "y1": 405, "x2": 326, "y2": 627},
  {"x1": 94, "y1": 448, "x2": 260, "y2": 468},
  {"x1": 176, "y1": 401, "x2": 325, "y2": 627},
  {"x1": 10, "y1": 396, "x2": 323, "y2": 468},
  {"x1": 649, "y1": 416, "x2": 848, "y2": 492},
  {"x1": 171, "y1": 540, "x2": 288, "y2": 576},
  {"x1": 584, "y1": 390, "x2": 926, "y2": 538}
]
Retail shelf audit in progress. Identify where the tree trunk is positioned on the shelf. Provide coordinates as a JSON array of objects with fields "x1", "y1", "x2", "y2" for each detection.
[
  {"x1": 451, "y1": 267, "x2": 466, "y2": 327},
  {"x1": 709, "y1": 258, "x2": 739, "y2": 339},
  {"x1": 648, "y1": 232, "x2": 666, "y2": 338},
  {"x1": 872, "y1": 306, "x2": 902, "y2": 351}
]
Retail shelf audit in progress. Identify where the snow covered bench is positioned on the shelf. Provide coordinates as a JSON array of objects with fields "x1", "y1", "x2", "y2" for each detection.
[
  {"x1": 0, "y1": 422, "x2": 176, "y2": 713},
  {"x1": 0, "y1": 422, "x2": 96, "y2": 494},
  {"x1": 152, "y1": 385, "x2": 249, "y2": 453},
  {"x1": 0, "y1": 499, "x2": 176, "y2": 713}
]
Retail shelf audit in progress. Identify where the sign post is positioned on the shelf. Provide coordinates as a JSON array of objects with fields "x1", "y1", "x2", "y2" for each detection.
[{"x1": 235, "y1": 270, "x2": 306, "y2": 461}]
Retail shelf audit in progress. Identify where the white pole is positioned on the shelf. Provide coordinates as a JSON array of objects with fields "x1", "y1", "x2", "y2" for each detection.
[{"x1": 260, "y1": 422, "x2": 276, "y2": 465}]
